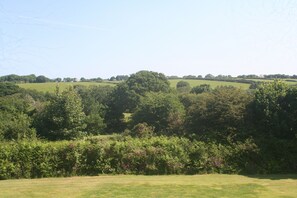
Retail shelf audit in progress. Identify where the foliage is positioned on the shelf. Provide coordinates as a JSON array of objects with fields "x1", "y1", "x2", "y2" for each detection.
[
  {"x1": 0, "y1": 83, "x2": 21, "y2": 97},
  {"x1": 2, "y1": 71, "x2": 297, "y2": 178},
  {"x1": 176, "y1": 81, "x2": 191, "y2": 93},
  {"x1": 34, "y1": 87, "x2": 86, "y2": 140},
  {"x1": 126, "y1": 70, "x2": 171, "y2": 95},
  {"x1": 0, "y1": 112, "x2": 36, "y2": 141},
  {"x1": 74, "y1": 85, "x2": 113, "y2": 135},
  {"x1": 0, "y1": 74, "x2": 37, "y2": 83},
  {"x1": 84, "y1": 114, "x2": 106, "y2": 135},
  {"x1": 190, "y1": 84, "x2": 211, "y2": 94},
  {"x1": 185, "y1": 86, "x2": 252, "y2": 141},
  {"x1": 248, "y1": 80, "x2": 292, "y2": 139},
  {"x1": 132, "y1": 92, "x2": 185, "y2": 135},
  {"x1": 0, "y1": 94, "x2": 36, "y2": 141},
  {"x1": 280, "y1": 87, "x2": 297, "y2": 139},
  {"x1": 0, "y1": 137, "x2": 265, "y2": 179},
  {"x1": 105, "y1": 71, "x2": 171, "y2": 132},
  {"x1": 129, "y1": 122, "x2": 154, "y2": 138},
  {"x1": 35, "y1": 75, "x2": 51, "y2": 83}
]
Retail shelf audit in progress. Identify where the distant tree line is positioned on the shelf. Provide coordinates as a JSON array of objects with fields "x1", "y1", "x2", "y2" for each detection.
[{"x1": 2, "y1": 73, "x2": 297, "y2": 84}]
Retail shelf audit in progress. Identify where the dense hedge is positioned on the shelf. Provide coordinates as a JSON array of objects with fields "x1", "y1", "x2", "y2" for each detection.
[{"x1": 0, "y1": 137, "x2": 296, "y2": 180}]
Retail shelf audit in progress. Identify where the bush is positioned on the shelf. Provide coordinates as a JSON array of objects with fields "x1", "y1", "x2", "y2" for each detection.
[
  {"x1": 129, "y1": 123, "x2": 154, "y2": 138},
  {"x1": 1, "y1": 136, "x2": 295, "y2": 180}
]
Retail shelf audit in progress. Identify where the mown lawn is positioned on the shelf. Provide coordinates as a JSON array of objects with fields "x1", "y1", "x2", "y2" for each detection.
[{"x1": 0, "y1": 174, "x2": 296, "y2": 198}]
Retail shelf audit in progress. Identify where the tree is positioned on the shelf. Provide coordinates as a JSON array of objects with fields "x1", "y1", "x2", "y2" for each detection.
[
  {"x1": 105, "y1": 71, "x2": 171, "y2": 132},
  {"x1": 0, "y1": 83, "x2": 21, "y2": 97},
  {"x1": 129, "y1": 122, "x2": 154, "y2": 138},
  {"x1": 116, "y1": 75, "x2": 129, "y2": 81},
  {"x1": 54, "y1": 78, "x2": 62, "y2": 82},
  {"x1": 185, "y1": 86, "x2": 252, "y2": 141},
  {"x1": 176, "y1": 81, "x2": 191, "y2": 93},
  {"x1": 75, "y1": 85, "x2": 113, "y2": 135},
  {"x1": 132, "y1": 92, "x2": 185, "y2": 135},
  {"x1": 205, "y1": 74, "x2": 214, "y2": 79},
  {"x1": 248, "y1": 80, "x2": 292, "y2": 139},
  {"x1": 0, "y1": 112, "x2": 36, "y2": 141},
  {"x1": 105, "y1": 83, "x2": 135, "y2": 132},
  {"x1": 125, "y1": 70, "x2": 170, "y2": 96},
  {"x1": 0, "y1": 94, "x2": 36, "y2": 141},
  {"x1": 36, "y1": 75, "x2": 50, "y2": 83},
  {"x1": 34, "y1": 87, "x2": 86, "y2": 140},
  {"x1": 280, "y1": 87, "x2": 297, "y2": 139},
  {"x1": 190, "y1": 84, "x2": 211, "y2": 94}
]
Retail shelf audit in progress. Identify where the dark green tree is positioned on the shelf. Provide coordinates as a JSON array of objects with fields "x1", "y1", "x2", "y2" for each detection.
[
  {"x1": 132, "y1": 92, "x2": 185, "y2": 135},
  {"x1": 190, "y1": 84, "x2": 211, "y2": 94},
  {"x1": 280, "y1": 87, "x2": 297, "y2": 139},
  {"x1": 0, "y1": 83, "x2": 21, "y2": 97},
  {"x1": 185, "y1": 86, "x2": 252, "y2": 141},
  {"x1": 176, "y1": 81, "x2": 191, "y2": 93},
  {"x1": 105, "y1": 71, "x2": 171, "y2": 132},
  {"x1": 34, "y1": 87, "x2": 86, "y2": 140},
  {"x1": 125, "y1": 70, "x2": 170, "y2": 96},
  {"x1": 0, "y1": 94, "x2": 36, "y2": 141},
  {"x1": 0, "y1": 112, "x2": 36, "y2": 141},
  {"x1": 248, "y1": 80, "x2": 292, "y2": 139},
  {"x1": 35, "y1": 75, "x2": 50, "y2": 83},
  {"x1": 75, "y1": 85, "x2": 113, "y2": 134}
]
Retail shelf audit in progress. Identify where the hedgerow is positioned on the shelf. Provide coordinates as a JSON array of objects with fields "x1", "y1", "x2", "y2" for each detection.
[{"x1": 0, "y1": 137, "x2": 263, "y2": 179}]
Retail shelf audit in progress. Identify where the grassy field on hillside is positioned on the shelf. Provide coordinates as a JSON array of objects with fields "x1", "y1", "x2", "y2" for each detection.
[
  {"x1": 18, "y1": 81, "x2": 117, "y2": 93},
  {"x1": 0, "y1": 174, "x2": 296, "y2": 198},
  {"x1": 246, "y1": 78, "x2": 297, "y2": 85},
  {"x1": 18, "y1": 79, "x2": 297, "y2": 93},
  {"x1": 169, "y1": 79, "x2": 251, "y2": 89},
  {"x1": 18, "y1": 79, "x2": 251, "y2": 93}
]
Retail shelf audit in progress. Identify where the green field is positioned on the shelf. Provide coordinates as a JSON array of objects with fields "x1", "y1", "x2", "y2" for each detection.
[
  {"x1": 169, "y1": 79, "x2": 251, "y2": 89},
  {"x1": 18, "y1": 81, "x2": 117, "y2": 93},
  {"x1": 0, "y1": 175, "x2": 296, "y2": 198},
  {"x1": 17, "y1": 79, "x2": 297, "y2": 93},
  {"x1": 246, "y1": 78, "x2": 297, "y2": 85},
  {"x1": 18, "y1": 80, "x2": 250, "y2": 93}
]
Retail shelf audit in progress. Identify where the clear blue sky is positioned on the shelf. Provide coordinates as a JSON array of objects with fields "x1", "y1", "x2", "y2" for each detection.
[{"x1": 0, "y1": 0, "x2": 296, "y2": 79}]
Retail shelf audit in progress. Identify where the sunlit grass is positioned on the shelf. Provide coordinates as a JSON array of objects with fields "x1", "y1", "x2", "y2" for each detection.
[
  {"x1": 18, "y1": 79, "x2": 297, "y2": 93},
  {"x1": 169, "y1": 79, "x2": 251, "y2": 89},
  {"x1": 1, "y1": 174, "x2": 296, "y2": 198},
  {"x1": 18, "y1": 81, "x2": 117, "y2": 93}
]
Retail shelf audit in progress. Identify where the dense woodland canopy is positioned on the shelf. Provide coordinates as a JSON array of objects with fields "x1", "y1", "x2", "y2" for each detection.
[{"x1": 0, "y1": 70, "x2": 297, "y2": 179}]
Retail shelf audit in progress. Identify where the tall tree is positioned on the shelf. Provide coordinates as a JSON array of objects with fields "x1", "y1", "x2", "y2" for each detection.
[
  {"x1": 185, "y1": 86, "x2": 252, "y2": 141},
  {"x1": 0, "y1": 94, "x2": 36, "y2": 141},
  {"x1": 132, "y1": 92, "x2": 185, "y2": 135},
  {"x1": 105, "y1": 71, "x2": 171, "y2": 132},
  {"x1": 34, "y1": 87, "x2": 86, "y2": 140},
  {"x1": 248, "y1": 80, "x2": 294, "y2": 139},
  {"x1": 176, "y1": 81, "x2": 191, "y2": 93}
]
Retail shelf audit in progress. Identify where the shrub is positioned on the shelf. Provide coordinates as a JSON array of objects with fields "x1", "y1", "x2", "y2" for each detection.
[{"x1": 1, "y1": 136, "x2": 295, "y2": 179}]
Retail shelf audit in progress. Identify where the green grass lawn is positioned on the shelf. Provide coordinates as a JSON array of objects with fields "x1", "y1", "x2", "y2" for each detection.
[
  {"x1": 0, "y1": 174, "x2": 296, "y2": 198},
  {"x1": 18, "y1": 81, "x2": 117, "y2": 93}
]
